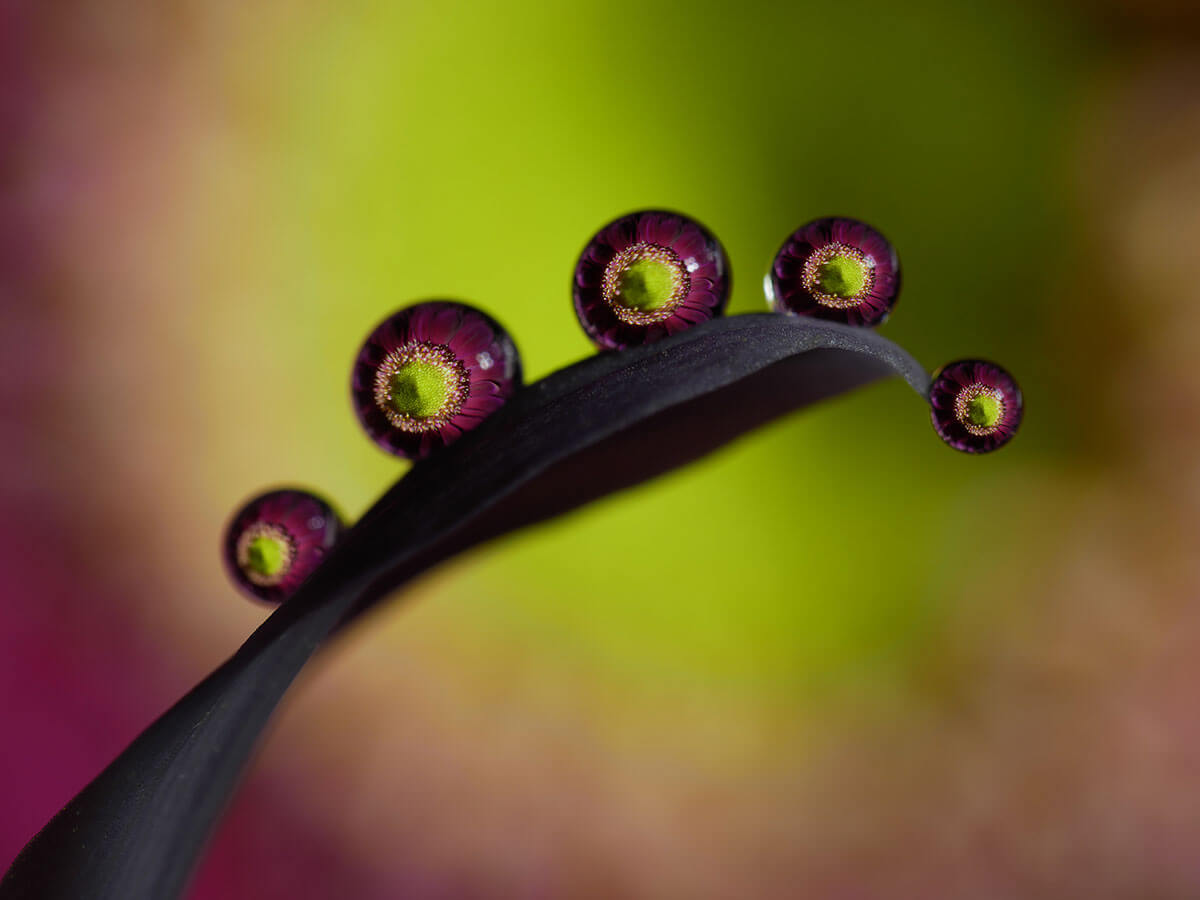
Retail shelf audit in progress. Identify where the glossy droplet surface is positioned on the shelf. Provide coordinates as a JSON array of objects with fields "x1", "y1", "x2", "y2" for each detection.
[
  {"x1": 574, "y1": 210, "x2": 731, "y2": 349},
  {"x1": 767, "y1": 217, "x2": 900, "y2": 326},
  {"x1": 929, "y1": 359, "x2": 1023, "y2": 453},
  {"x1": 223, "y1": 489, "x2": 343, "y2": 603},
  {"x1": 352, "y1": 301, "x2": 522, "y2": 459}
]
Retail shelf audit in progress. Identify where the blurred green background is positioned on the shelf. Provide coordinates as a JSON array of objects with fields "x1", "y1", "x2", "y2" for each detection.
[
  {"x1": 202, "y1": 0, "x2": 1077, "y2": 694},
  {"x1": 7, "y1": 0, "x2": 1200, "y2": 896}
]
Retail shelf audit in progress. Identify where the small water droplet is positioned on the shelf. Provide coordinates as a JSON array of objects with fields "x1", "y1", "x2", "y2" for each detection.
[{"x1": 476, "y1": 352, "x2": 494, "y2": 370}]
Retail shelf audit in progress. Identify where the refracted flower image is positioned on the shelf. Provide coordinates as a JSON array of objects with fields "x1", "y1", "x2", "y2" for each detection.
[
  {"x1": 573, "y1": 210, "x2": 731, "y2": 350},
  {"x1": 766, "y1": 217, "x2": 901, "y2": 326},
  {"x1": 25, "y1": 0, "x2": 1197, "y2": 895},
  {"x1": 929, "y1": 359, "x2": 1023, "y2": 453},
  {"x1": 351, "y1": 301, "x2": 522, "y2": 459},
  {"x1": 222, "y1": 489, "x2": 343, "y2": 603}
]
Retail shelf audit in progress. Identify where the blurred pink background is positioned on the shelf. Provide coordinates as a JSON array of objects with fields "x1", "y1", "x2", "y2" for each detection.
[{"x1": 6, "y1": 0, "x2": 1200, "y2": 897}]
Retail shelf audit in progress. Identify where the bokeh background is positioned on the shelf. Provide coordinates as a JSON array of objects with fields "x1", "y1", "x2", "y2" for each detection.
[{"x1": 4, "y1": 0, "x2": 1200, "y2": 896}]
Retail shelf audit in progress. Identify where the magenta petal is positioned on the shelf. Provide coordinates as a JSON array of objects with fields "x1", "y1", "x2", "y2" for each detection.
[
  {"x1": 670, "y1": 227, "x2": 709, "y2": 264},
  {"x1": 598, "y1": 220, "x2": 634, "y2": 252},
  {"x1": 451, "y1": 319, "x2": 495, "y2": 356},
  {"x1": 637, "y1": 213, "x2": 680, "y2": 247},
  {"x1": 673, "y1": 304, "x2": 708, "y2": 324}
]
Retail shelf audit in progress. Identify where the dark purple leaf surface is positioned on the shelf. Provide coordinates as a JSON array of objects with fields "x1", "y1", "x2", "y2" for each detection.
[{"x1": 0, "y1": 314, "x2": 931, "y2": 900}]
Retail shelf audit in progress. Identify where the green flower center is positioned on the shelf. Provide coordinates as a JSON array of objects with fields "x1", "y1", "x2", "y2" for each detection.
[
  {"x1": 387, "y1": 358, "x2": 452, "y2": 420},
  {"x1": 616, "y1": 257, "x2": 679, "y2": 312},
  {"x1": 602, "y1": 242, "x2": 691, "y2": 325},
  {"x1": 235, "y1": 522, "x2": 296, "y2": 587},
  {"x1": 802, "y1": 242, "x2": 876, "y2": 309},
  {"x1": 373, "y1": 342, "x2": 470, "y2": 432},
  {"x1": 815, "y1": 254, "x2": 868, "y2": 299},
  {"x1": 965, "y1": 393, "x2": 1002, "y2": 429},
  {"x1": 245, "y1": 534, "x2": 288, "y2": 578},
  {"x1": 954, "y1": 383, "x2": 1006, "y2": 436}
]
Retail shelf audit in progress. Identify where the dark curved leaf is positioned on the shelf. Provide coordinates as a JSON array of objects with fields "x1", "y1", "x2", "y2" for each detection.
[{"x1": 0, "y1": 314, "x2": 931, "y2": 900}]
